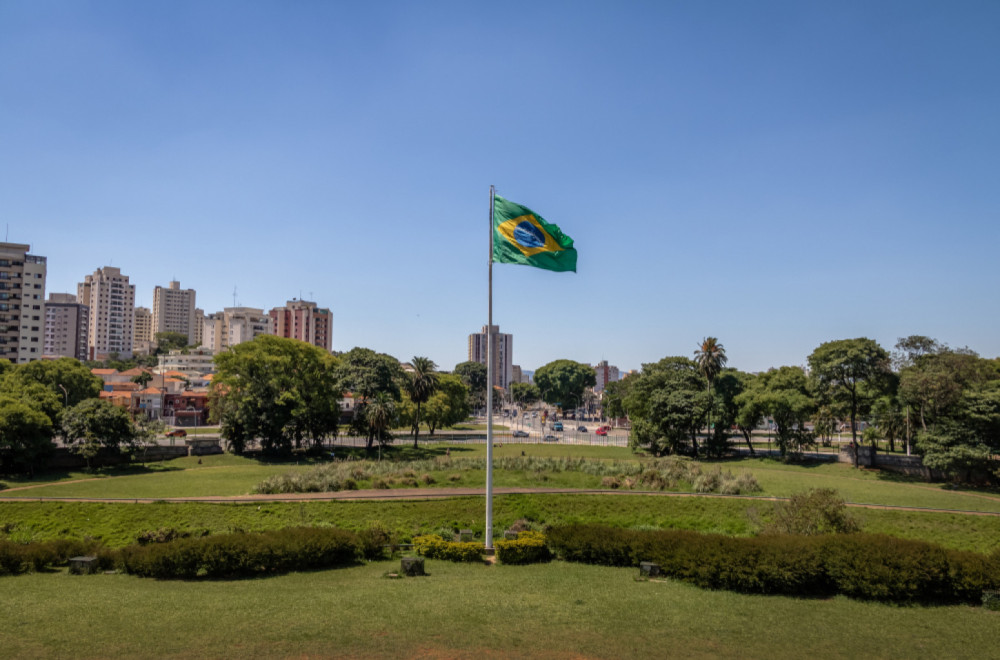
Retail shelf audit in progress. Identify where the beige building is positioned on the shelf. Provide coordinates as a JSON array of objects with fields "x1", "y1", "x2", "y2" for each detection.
[
  {"x1": 193, "y1": 307, "x2": 204, "y2": 347},
  {"x1": 0, "y1": 242, "x2": 47, "y2": 363},
  {"x1": 468, "y1": 325, "x2": 513, "y2": 390},
  {"x1": 155, "y1": 347, "x2": 216, "y2": 377},
  {"x1": 78, "y1": 266, "x2": 136, "y2": 360},
  {"x1": 43, "y1": 293, "x2": 89, "y2": 360},
  {"x1": 201, "y1": 307, "x2": 273, "y2": 353},
  {"x1": 152, "y1": 280, "x2": 197, "y2": 345},
  {"x1": 133, "y1": 306, "x2": 153, "y2": 354},
  {"x1": 269, "y1": 299, "x2": 333, "y2": 351}
]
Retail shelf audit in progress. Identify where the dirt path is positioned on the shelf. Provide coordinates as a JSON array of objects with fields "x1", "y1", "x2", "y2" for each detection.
[{"x1": 3, "y1": 486, "x2": 1000, "y2": 517}]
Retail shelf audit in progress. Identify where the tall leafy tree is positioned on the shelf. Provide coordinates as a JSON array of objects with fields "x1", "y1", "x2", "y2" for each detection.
[
  {"x1": 454, "y1": 361, "x2": 488, "y2": 411},
  {"x1": 62, "y1": 398, "x2": 139, "y2": 468},
  {"x1": 736, "y1": 366, "x2": 815, "y2": 459},
  {"x1": 364, "y1": 392, "x2": 397, "y2": 461},
  {"x1": 510, "y1": 382, "x2": 541, "y2": 409},
  {"x1": 709, "y1": 369, "x2": 748, "y2": 456},
  {"x1": 623, "y1": 357, "x2": 707, "y2": 456},
  {"x1": 337, "y1": 347, "x2": 404, "y2": 452},
  {"x1": 4, "y1": 358, "x2": 102, "y2": 408},
  {"x1": 211, "y1": 336, "x2": 341, "y2": 454},
  {"x1": 534, "y1": 359, "x2": 597, "y2": 412},
  {"x1": 0, "y1": 398, "x2": 54, "y2": 475},
  {"x1": 403, "y1": 356, "x2": 438, "y2": 448},
  {"x1": 808, "y1": 338, "x2": 891, "y2": 468},
  {"x1": 694, "y1": 337, "x2": 728, "y2": 444}
]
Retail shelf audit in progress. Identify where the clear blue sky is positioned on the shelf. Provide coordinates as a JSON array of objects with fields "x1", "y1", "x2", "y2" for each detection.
[{"x1": 3, "y1": 1, "x2": 998, "y2": 373}]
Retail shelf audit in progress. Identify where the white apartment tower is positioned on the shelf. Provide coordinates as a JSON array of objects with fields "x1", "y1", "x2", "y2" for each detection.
[
  {"x1": 468, "y1": 325, "x2": 513, "y2": 390},
  {"x1": 0, "y1": 242, "x2": 47, "y2": 363},
  {"x1": 78, "y1": 266, "x2": 136, "y2": 360},
  {"x1": 43, "y1": 293, "x2": 89, "y2": 360},
  {"x1": 152, "y1": 280, "x2": 197, "y2": 345},
  {"x1": 201, "y1": 307, "x2": 273, "y2": 353}
]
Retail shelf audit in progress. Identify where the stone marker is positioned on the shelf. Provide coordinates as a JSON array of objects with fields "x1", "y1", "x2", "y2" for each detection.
[
  {"x1": 69, "y1": 556, "x2": 98, "y2": 575},
  {"x1": 639, "y1": 561, "x2": 661, "y2": 578},
  {"x1": 458, "y1": 529, "x2": 474, "y2": 542},
  {"x1": 400, "y1": 557, "x2": 425, "y2": 577}
]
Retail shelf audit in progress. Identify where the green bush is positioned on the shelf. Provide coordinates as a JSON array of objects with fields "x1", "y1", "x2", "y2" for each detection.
[
  {"x1": 358, "y1": 522, "x2": 394, "y2": 560},
  {"x1": 0, "y1": 538, "x2": 108, "y2": 576},
  {"x1": 547, "y1": 524, "x2": 1000, "y2": 604},
  {"x1": 119, "y1": 527, "x2": 360, "y2": 579},
  {"x1": 412, "y1": 535, "x2": 483, "y2": 562},
  {"x1": 495, "y1": 531, "x2": 551, "y2": 565},
  {"x1": 765, "y1": 489, "x2": 859, "y2": 535}
]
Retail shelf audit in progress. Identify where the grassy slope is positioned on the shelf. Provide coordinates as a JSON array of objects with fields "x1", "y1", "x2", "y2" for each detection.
[
  {"x1": 2, "y1": 562, "x2": 997, "y2": 660},
  {"x1": 3, "y1": 494, "x2": 1000, "y2": 552}
]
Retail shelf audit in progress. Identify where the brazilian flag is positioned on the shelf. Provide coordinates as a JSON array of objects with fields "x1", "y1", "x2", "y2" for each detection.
[{"x1": 492, "y1": 195, "x2": 577, "y2": 273}]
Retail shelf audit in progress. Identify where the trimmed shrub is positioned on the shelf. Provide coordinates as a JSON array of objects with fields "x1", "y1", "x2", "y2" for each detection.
[
  {"x1": 547, "y1": 524, "x2": 1000, "y2": 604},
  {"x1": 765, "y1": 489, "x2": 859, "y2": 535},
  {"x1": 358, "y1": 522, "x2": 394, "y2": 560},
  {"x1": 119, "y1": 527, "x2": 360, "y2": 579},
  {"x1": 0, "y1": 538, "x2": 108, "y2": 576},
  {"x1": 413, "y1": 535, "x2": 483, "y2": 562},
  {"x1": 495, "y1": 531, "x2": 551, "y2": 565}
]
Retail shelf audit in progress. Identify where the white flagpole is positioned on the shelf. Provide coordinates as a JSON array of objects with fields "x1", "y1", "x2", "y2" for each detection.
[{"x1": 485, "y1": 185, "x2": 495, "y2": 551}]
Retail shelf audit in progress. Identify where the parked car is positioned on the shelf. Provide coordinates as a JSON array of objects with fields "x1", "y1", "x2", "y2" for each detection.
[
  {"x1": 552, "y1": 422, "x2": 564, "y2": 431},
  {"x1": 512, "y1": 430, "x2": 529, "y2": 437},
  {"x1": 166, "y1": 429, "x2": 187, "y2": 438},
  {"x1": 543, "y1": 434, "x2": 558, "y2": 441},
  {"x1": 595, "y1": 426, "x2": 610, "y2": 436},
  {"x1": 532, "y1": 412, "x2": 538, "y2": 417},
  {"x1": 576, "y1": 425, "x2": 588, "y2": 433}
]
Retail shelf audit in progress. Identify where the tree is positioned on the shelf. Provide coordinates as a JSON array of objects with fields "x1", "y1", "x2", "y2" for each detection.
[
  {"x1": 454, "y1": 361, "x2": 488, "y2": 411},
  {"x1": 0, "y1": 398, "x2": 54, "y2": 475},
  {"x1": 364, "y1": 392, "x2": 396, "y2": 461},
  {"x1": 211, "y1": 336, "x2": 342, "y2": 454},
  {"x1": 131, "y1": 371, "x2": 153, "y2": 388},
  {"x1": 403, "y1": 356, "x2": 438, "y2": 448},
  {"x1": 694, "y1": 337, "x2": 728, "y2": 440},
  {"x1": 808, "y1": 338, "x2": 891, "y2": 468},
  {"x1": 510, "y1": 382, "x2": 541, "y2": 409},
  {"x1": 623, "y1": 357, "x2": 707, "y2": 456},
  {"x1": 154, "y1": 331, "x2": 189, "y2": 354},
  {"x1": 709, "y1": 369, "x2": 748, "y2": 457},
  {"x1": 534, "y1": 359, "x2": 596, "y2": 412},
  {"x1": 337, "y1": 347, "x2": 404, "y2": 452},
  {"x1": 5, "y1": 358, "x2": 102, "y2": 408},
  {"x1": 422, "y1": 374, "x2": 471, "y2": 434},
  {"x1": 601, "y1": 379, "x2": 629, "y2": 423},
  {"x1": 62, "y1": 398, "x2": 139, "y2": 468},
  {"x1": 736, "y1": 366, "x2": 815, "y2": 459}
]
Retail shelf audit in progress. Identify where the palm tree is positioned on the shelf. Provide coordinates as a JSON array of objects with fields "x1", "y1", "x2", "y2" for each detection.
[
  {"x1": 694, "y1": 337, "x2": 728, "y2": 456},
  {"x1": 404, "y1": 356, "x2": 438, "y2": 449},
  {"x1": 365, "y1": 392, "x2": 396, "y2": 461}
]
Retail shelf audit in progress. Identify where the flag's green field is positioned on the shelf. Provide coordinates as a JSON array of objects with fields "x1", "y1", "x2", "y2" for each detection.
[{"x1": 2, "y1": 561, "x2": 997, "y2": 660}]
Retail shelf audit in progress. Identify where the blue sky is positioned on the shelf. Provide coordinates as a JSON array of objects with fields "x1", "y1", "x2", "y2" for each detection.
[{"x1": 2, "y1": 1, "x2": 998, "y2": 373}]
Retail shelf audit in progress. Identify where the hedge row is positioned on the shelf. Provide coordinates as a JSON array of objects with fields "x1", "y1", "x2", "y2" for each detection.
[
  {"x1": 0, "y1": 539, "x2": 109, "y2": 576},
  {"x1": 547, "y1": 524, "x2": 1000, "y2": 604},
  {"x1": 495, "y1": 532, "x2": 551, "y2": 565},
  {"x1": 412, "y1": 535, "x2": 483, "y2": 562},
  {"x1": 119, "y1": 527, "x2": 360, "y2": 578}
]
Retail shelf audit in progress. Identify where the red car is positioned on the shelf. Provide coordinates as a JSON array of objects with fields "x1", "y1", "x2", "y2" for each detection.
[
  {"x1": 595, "y1": 426, "x2": 610, "y2": 436},
  {"x1": 166, "y1": 429, "x2": 188, "y2": 438}
]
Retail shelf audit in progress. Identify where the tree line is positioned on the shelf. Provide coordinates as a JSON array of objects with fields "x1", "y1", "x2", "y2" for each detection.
[{"x1": 601, "y1": 336, "x2": 1000, "y2": 482}]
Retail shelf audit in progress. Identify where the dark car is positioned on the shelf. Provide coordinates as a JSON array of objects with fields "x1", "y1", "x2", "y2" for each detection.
[
  {"x1": 166, "y1": 429, "x2": 187, "y2": 438},
  {"x1": 577, "y1": 425, "x2": 587, "y2": 433},
  {"x1": 512, "y1": 430, "x2": 529, "y2": 438}
]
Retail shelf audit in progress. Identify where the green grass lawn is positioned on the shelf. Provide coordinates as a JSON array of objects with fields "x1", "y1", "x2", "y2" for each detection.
[
  {"x1": 3, "y1": 494, "x2": 1000, "y2": 552},
  {"x1": 1, "y1": 561, "x2": 997, "y2": 659}
]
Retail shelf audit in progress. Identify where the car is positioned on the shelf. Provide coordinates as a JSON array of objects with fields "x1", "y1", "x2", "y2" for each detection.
[
  {"x1": 543, "y1": 434, "x2": 558, "y2": 441},
  {"x1": 532, "y1": 412, "x2": 538, "y2": 417},
  {"x1": 595, "y1": 426, "x2": 610, "y2": 436},
  {"x1": 552, "y1": 422, "x2": 564, "y2": 431},
  {"x1": 577, "y1": 425, "x2": 588, "y2": 433},
  {"x1": 512, "y1": 430, "x2": 529, "y2": 437},
  {"x1": 166, "y1": 429, "x2": 187, "y2": 438}
]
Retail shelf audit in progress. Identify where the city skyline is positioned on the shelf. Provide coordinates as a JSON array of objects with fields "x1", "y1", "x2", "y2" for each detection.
[{"x1": 4, "y1": 2, "x2": 999, "y2": 373}]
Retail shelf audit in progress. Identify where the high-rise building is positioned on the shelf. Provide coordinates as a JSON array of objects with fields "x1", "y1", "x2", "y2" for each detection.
[
  {"x1": 202, "y1": 307, "x2": 273, "y2": 353},
  {"x1": 78, "y1": 266, "x2": 136, "y2": 360},
  {"x1": 133, "y1": 306, "x2": 153, "y2": 355},
  {"x1": 593, "y1": 360, "x2": 620, "y2": 393},
  {"x1": 43, "y1": 293, "x2": 89, "y2": 360},
  {"x1": 152, "y1": 280, "x2": 197, "y2": 345},
  {"x1": 268, "y1": 299, "x2": 333, "y2": 351},
  {"x1": 468, "y1": 325, "x2": 513, "y2": 389},
  {"x1": 192, "y1": 307, "x2": 204, "y2": 347},
  {"x1": 0, "y1": 243, "x2": 47, "y2": 363}
]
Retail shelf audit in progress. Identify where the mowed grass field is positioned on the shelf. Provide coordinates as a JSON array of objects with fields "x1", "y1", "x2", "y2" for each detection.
[
  {"x1": 3, "y1": 445, "x2": 999, "y2": 515},
  {"x1": 2, "y1": 561, "x2": 998, "y2": 660}
]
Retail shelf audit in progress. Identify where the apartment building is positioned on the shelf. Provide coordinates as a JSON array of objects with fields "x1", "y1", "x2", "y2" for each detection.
[
  {"x1": 152, "y1": 280, "x2": 198, "y2": 345},
  {"x1": 78, "y1": 266, "x2": 136, "y2": 360},
  {"x1": 593, "y1": 360, "x2": 620, "y2": 393},
  {"x1": 268, "y1": 299, "x2": 333, "y2": 351},
  {"x1": 133, "y1": 306, "x2": 153, "y2": 355},
  {"x1": 468, "y1": 325, "x2": 513, "y2": 389},
  {"x1": 201, "y1": 307, "x2": 273, "y2": 353},
  {"x1": 0, "y1": 242, "x2": 47, "y2": 363},
  {"x1": 43, "y1": 293, "x2": 89, "y2": 360}
]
